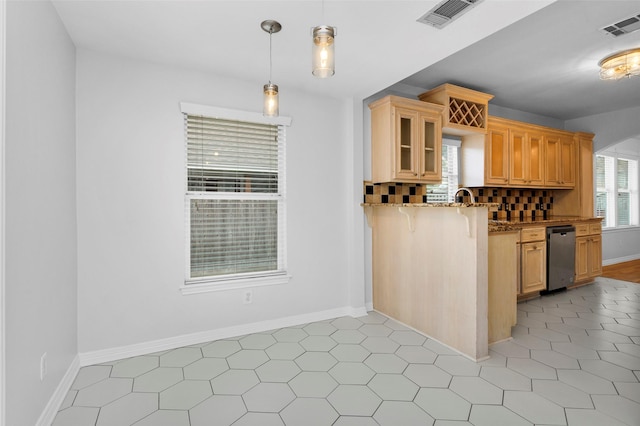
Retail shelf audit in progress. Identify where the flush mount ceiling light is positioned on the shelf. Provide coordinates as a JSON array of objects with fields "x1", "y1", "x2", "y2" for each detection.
[
  {"x1": 312, "y1": 1, "x2": 336, "y2": 78},
  {"x1": 262, "y1": 20, "x2": 281, "y2": 117},
  {"x1": 598, "y1": 47, "x2": 640, "y2": 80}
]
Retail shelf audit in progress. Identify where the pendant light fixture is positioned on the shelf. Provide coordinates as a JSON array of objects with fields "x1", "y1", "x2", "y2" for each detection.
[
  {"x1": 312, "y1": 1, "x2": 336, "y2": 78},
  {"x1": 261, "y1": 20, "x2": 281, "y2": 117}
]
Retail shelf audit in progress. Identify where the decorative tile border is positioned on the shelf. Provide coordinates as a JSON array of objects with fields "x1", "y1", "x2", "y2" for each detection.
[
  {"x1": 363, "y1": 182, "x2": 426, "y2": 204},
  {"x1": 363, "y1": 182, "x2": 553, "y2": 220}
]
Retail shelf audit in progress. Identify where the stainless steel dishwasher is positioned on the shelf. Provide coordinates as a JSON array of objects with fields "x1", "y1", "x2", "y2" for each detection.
[{"x1": 546, "y1": 225, "x2": 576, "y2": 292}]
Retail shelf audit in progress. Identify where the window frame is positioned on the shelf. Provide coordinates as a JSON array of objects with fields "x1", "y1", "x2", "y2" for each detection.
[
  {"x1": 595, "y1": 151, "x2": 639, "y2": 230},
  {"x1": 180, "y1": 103, "x2": 292, "y2": 295},
  {"x1": 426, "y1": 137, "x2": 461, "y2": 203}
]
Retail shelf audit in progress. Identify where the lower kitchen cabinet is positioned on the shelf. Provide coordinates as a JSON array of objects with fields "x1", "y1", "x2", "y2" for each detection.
[
  {"x1": 521, "y1": 241, "x2": 546, "y2": 293},
  {"x1": 520, "y1": 227, "x2": 547, "y2": 295},
  {"x1": 575, "y1": 222, "x2": 602, "y2": 283}
]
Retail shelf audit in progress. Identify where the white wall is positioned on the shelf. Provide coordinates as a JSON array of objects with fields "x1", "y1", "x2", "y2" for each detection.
[
  {"x1": 489, "y1": 104, "x2": 564, "y2": 130},
  {"x1": 566, "y1": 105, "x2": 640, "y2": 153},
  {"x1": 566, "y1": 106, "x2": 640, "y2": 264},
  {"x1": 76, "y1": 50, "x2": 356, "y2": 353},
  {"x1": 5, "y1": 1, "x2": 77, "y2": 424}
]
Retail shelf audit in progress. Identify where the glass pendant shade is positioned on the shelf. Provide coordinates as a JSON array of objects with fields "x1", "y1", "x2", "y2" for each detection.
[
  {"x1": 263, "y1": 83, "x2": 279, "y2": 117},
  {"x1": 261, "y1": 20, "x2": 281, "y2": 117},
  {"x1": 599, "y1": 48, "x2": 640, "y2": 80},
  {"x1": 312, "y1": 25, "x2": 335, "y2": 78}
]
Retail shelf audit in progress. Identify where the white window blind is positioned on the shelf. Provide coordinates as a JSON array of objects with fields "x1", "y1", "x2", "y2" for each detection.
[
  {"x1": 596, "y1": 153, "x2": 638, "y2": 229},
  {"x1": 184, "y1": 112, "x2": 288, "y2": 287},
  {"x1": 426, "y1": 138, "x2": 460, "y2": 202},
  {"x1": 596, "y1": 155, "x2": 615, "y2": 228}
]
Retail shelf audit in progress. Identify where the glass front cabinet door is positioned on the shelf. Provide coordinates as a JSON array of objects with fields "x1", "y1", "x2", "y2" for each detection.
[{"x1": 370, "y1": 95, "x2": 444, "y2": 184}]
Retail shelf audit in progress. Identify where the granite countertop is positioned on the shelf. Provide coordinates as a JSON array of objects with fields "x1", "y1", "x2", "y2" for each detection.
[
  {"x1": 489, "y1": 216, "x2": 603, "y2": 233},
  {"x1": 361, "y1": 202, "x2": 500, "y2": 208}
]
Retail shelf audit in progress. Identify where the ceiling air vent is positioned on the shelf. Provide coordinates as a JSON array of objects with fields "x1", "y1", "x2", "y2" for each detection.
[
  {"x1": 417, "y1": 0, "x2": 483, "y2": 29},
  {"x1": 601, "y1": 13, "x2": 640, "y2": 37}
]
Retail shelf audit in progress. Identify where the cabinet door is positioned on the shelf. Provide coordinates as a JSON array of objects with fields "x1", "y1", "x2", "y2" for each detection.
[
  {"x1": 511, "y1": 130, "x2": 543, "y2": 186},
  {"x1": 418, "y1": 112, "x2": 442, "y2": 181},
  {"x1": 521, "y1": 241, "x2": 546, "y2": 293},
  {"x1": 509, "y1": 129, "x2": 527, "y2": 185},
  {"x1": 545, "y1": 135, "x2": 561, "y2": 186},
  {"x1": 528, "y1": 132, "x2": 544, "y2": 185},
  {"x1": 393, "y1": 107, "x2": 420, "y2": 180},
  {"x1": 559, "y1": 137, "x2": 576, "y2": 187},
  {"x1": 588, "y1": 235, "x2": 602, "y2": 277},
  {"x1": 545, "y1": 134, "x2": 575, "y2": 188},
  {"x1": 486, "y1": 126, "x2": 509, "y2": 185},
  {"x1": 575, "y1": 236, "x2": 589, "y2": 282}
]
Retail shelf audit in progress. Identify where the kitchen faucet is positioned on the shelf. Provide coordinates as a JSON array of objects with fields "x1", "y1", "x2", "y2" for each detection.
[{"x1": 454, "y1": 187, "x2": 476, "y2": 204}]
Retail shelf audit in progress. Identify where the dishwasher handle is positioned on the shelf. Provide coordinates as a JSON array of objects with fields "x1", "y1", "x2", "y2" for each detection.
[{"x1": 547, "y1": 225, "x2": 575, "y2": 235}]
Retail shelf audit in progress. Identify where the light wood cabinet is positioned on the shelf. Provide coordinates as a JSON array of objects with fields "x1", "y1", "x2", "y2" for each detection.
[
  {"x1": 520, "y1": 227, "x2": 546, "y2": 294},
  {"x1": 553, "y1": 133, "x2": 594, "y2": 217},
  {"x1": 369, "y1": 96, "x2": 444, "y2": 183},
  {"x1": 510, "y1": 128, "x2": 544, "y2": 186},
  {"x1": 545, "y1": 134, "x2": 576, "y2": 187},
  {"x1": 575, "y1": 221, "x2": 602, "y2": 283},
  {"x1": 575, "y1": 236, "x2": 589, "y2": 281},
  {"x1": 485, "y1": 125, "x2": 510, "y2": 185},
  {"x1": 418, "y1": 83, "x2": 494, "y2": 136},
  {"x1": 589, "y1": 234, "x2": 603, "y2": 277},
  {"x1": 461, "y1": 116, "x2": 580, "y2": 189}
]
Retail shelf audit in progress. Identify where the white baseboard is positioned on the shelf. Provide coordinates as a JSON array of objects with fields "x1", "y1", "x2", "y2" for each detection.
[
  {"x1": 35, "y1": 355, "x2": 80, "y2": 426},
  {"x1": 603, "y1": 254, "x2": 640, "y2": 266},
  {"x1": 41, "y1": 305, "x2": 368, "y2": 423},
  {"x1": 365, "y1": 301, "x2": 373, "y2": 312},
  {"x1": 79, "y1": 305, "x2": 367, "y2": 367}
]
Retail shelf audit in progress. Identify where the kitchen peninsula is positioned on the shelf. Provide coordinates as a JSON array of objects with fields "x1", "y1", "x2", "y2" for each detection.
[{"x1": 362, "y1": 202, "x2": 499, "y2": 361}]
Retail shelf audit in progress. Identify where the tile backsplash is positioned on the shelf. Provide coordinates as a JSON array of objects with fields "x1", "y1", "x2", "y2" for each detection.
[
  {"x1": 474, "y1": 188, "x2": 553, "y2": 221},
  {"x1": 363, "y1": 182, "x2": 553, "y2": 221},
  {"x1": 363, "y1": 182, "x2": 427, "y2": 204}
]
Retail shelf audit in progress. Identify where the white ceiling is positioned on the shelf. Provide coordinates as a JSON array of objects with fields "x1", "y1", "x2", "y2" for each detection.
[
  {"x1": 393, "y1": 0, "x2": 640, "y2": 121},
  {"x1": 51, "y1": 0, "x2": 554, "y2": 100},
  {"x1": 50, "y1": 0, "x2": 640, "y2": 135}
]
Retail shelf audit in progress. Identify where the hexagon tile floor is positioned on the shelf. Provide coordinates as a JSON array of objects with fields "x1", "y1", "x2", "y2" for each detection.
[{"x1": 53, "y1": 277, "x2": 640, "y2": 426}]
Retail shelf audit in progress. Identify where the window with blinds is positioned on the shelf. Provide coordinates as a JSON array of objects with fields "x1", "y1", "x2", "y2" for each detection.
[
  {"x1": 596, "y1": 153, "x2": 638, "y2": 229},
  {"x1": 426, "y1": 138, "x2": 461, "y2": 202},
  {"x1": 184, "y1": 112, "x2": 287, "y2": 286}
]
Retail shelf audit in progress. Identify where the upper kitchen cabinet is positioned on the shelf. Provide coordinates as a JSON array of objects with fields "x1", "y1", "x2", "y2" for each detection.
[
  {"x1": 509, "y1": 127, "x2": 544, "y2": 187},
  {"x1": 418, "y1": 84, "x2": 494, "y2": 136},
  {"x1": 461, "y1": 116, "x2": 577, "y2": 189},
  {"x1": 485, "y1": 123, "x2": 510, "y2": 185},
  {"x1": 545, "y1": 133, "x2": 576, "y2": 188},
  {"x1": 369, "y1": 95, "x2": 444, "y2": 184}
]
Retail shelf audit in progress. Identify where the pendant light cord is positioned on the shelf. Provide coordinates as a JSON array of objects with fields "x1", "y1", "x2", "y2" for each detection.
[{"x1": 269, "y1": 29, "x2": 273, "y2": 84}]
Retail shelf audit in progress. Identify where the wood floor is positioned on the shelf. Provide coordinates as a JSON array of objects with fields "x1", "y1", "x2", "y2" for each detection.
[{"x1": 602, "y1": 259, "x2": 640, "y2": 283}]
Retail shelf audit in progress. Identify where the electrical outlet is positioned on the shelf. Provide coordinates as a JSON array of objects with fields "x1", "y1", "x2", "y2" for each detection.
[
  {"x1": 243, "y1": 290, "x2": 253, "y2": 304},
  {"x1": 40, "y1": 352, "x2": 47, "y2": 381}
]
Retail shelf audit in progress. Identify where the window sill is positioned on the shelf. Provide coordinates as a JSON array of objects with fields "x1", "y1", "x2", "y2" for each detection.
[
  {"x1": 181, "y1": 272, "x2": 291, "y2": 295},
  {"x1": 602, "y1": 225, "x2": 640, "y2": 233}
]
